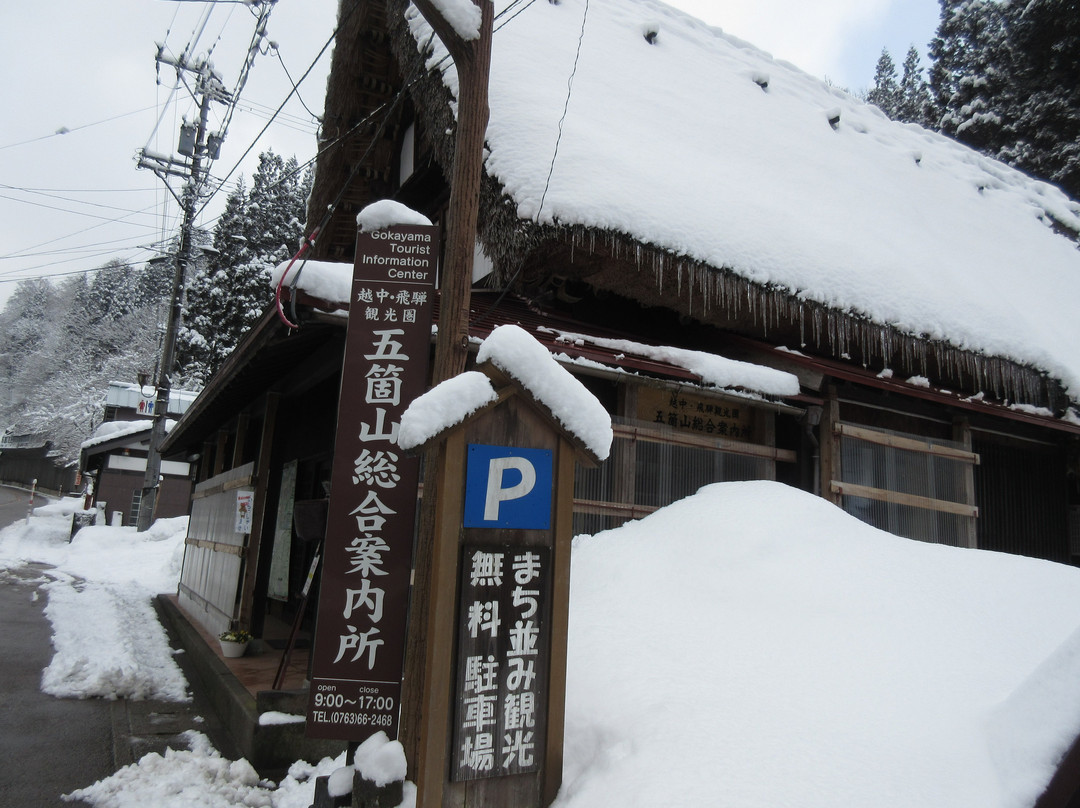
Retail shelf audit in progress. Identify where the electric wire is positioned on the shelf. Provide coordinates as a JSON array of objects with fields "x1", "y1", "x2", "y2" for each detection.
[
  {"x1": 274, "y1": 47, "x2": 322, "y2": 123},
  {"x1": 0, "y1": 106, "x2": 159, "y2": 152},
  {"x1": 475, "y1": 0, "x2": 589, "y2": 326},
  {"x1": 193, "y1": 0, "x2": 355, "y2": 220}
]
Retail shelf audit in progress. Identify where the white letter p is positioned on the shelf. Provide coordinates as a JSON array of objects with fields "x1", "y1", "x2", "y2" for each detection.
[{"x1": 483, "y1": 456, "x2": 536, "y2": 521}]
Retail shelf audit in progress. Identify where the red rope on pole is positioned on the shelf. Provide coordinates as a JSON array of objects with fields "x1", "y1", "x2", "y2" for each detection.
[{"x1": 275, "y1": 228, "x2": 319, "y2": 329}]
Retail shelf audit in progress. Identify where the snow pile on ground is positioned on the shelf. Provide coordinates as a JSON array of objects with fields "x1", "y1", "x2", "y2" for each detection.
[
  {"x1": 558, "y1": 481, "x2": 1080, "y2": 808},
  {"x1": 8, "y1": 482, "x2": 1080, "y2": 805},
  {"x1": 0, "y1": 498, "x2": 188, "y2": 699},
  {"x1": 41, "y1": 577, "x2": 188, "y2": 701},
  {"x1": 65, "y1": 731, "x2": 345, "y2": 808}
]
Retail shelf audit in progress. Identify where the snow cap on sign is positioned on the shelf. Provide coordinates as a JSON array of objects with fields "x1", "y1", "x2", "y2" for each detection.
[
  {"x1": 356, "y1": 199, "x2": 433, "y2": 232},
  {"x1": 399, "y1": 371, "x2": 499, "y2": 452},
  {"x1": 477, "y1": 324, "x2": 613, "y2": 462}
]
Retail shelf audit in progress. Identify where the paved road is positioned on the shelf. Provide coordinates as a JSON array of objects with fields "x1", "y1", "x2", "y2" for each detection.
[
  {"x1": 0, "y1": 483, "x2": 48, "y2": 527},
  {"x1": 0, "y1": 486, "x2": 238, "y2": 805}
]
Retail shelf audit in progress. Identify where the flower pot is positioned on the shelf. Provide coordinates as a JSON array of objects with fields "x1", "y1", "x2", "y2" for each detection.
[{"x1": 219, "y1": 639, "x2": 249, "y2": 658}]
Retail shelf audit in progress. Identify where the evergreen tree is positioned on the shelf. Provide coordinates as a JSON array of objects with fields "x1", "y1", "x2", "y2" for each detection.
[
  {"x1": 178, "y1": 150, "x2": 311, "y2": 383},
  {"x1": 929, "y1": 0, "x2": 1015, "y2": 153},
  {"x1": 867, "y1": 48, "x2": 902, "y2": 118},
  {"x1": 0, "y1": 278, "x2": 59, "y2": 421},
  {"x1": 897, "y1": 46, "x2": 933, "y2": 125},
  {"x1": 1001, "y1": 0, "x2": 1080, "y2": 198}
]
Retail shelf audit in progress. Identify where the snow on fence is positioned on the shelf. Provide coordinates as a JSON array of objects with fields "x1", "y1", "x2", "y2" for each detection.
[{"x1": 177, "y1": 462, "x2": 255, "y2": 639}]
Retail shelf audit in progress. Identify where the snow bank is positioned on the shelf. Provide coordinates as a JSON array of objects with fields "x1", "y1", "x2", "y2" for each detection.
[
  {"x1": 559, "y1": 480, "x2": 1080, "y2": 808},
  {"x1": 41, "y1": 578, "x2": 188, "y2": 701},
  {"x1": 65, "y1": 731, "x2": 343, "y2": 808},
  {"x1": 0, "y1": 504, "x2": 189, "y2": 701},
  {"x1": 9, "y1": 478, "x2": 1080, "y2": 805}
]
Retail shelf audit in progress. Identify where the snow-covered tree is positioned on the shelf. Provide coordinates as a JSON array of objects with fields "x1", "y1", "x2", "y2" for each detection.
[
  {"x1": 897, "y1": 46, "x2": 934, "y2": 125},
  {"x1": 929, "y1": 0, "x2": 1015, "y2": 153},
  {"x1": 1001, "y1": 0, "x2": 1080, "y2": 198},
  {"x1": 0, "y1": 261, "x2": 170, "y2": 460},
  {"x1": 178, "y1": 151, "x2": 312, "y2": 383},
  {"x1": 925, "y1": 0, "x2": 1080, "y2": 199},
  {"x1": 867, "y1": 49, "x2": 902, "y2": 118}
]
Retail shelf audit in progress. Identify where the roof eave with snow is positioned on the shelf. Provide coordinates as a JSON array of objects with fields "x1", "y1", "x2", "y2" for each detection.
[{"x1": 385, "y1": 0, "x2": 1080, "y2": 413}]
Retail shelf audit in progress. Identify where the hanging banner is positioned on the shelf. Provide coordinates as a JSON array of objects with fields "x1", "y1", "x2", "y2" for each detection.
[{"x1": 306, "y1": 221, "x2": 439, "y2": 740}]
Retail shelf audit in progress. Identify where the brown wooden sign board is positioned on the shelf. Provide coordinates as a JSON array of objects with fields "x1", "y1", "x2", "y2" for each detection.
[
  {"x1": 306, "y1": 222, "x2": 438, "y2": 741},
  {"x1": 637, "y1": 385, "x2": 756, "y2": 442},
  {"x1": 415, "y1": 386, "x2": 583, "y2": 808},
  {"x1": 451, "y1": 543, "x2": 552, "y2": 781}
]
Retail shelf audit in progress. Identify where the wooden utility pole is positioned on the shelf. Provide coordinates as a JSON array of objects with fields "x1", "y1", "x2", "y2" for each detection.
[
  {"x1": 397, "y1": 0, "x2": 494, "y2": 791},
  {"x1": 136, "y1": 69, "x2": 218, "y2": 532}
]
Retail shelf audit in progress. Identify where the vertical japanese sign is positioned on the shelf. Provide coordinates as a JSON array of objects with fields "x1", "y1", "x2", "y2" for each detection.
[
  {"x1": 306, "y1": 222, "x2": 438, "y2": 741},
  {"x1": 452, "y1": 546, "x2": 551, "y2": 781}
]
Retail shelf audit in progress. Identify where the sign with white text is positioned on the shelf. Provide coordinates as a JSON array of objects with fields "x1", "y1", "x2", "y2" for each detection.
[
  {"x1": 306, "y1": 222, "x2": 438, "y2": 741},
  {"x1": 451, "y1": 545, "x2": 551, "y2": 781}
]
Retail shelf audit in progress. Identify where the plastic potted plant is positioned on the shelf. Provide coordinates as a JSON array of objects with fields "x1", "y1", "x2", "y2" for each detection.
[{"x1": 218, "y1": 628, "x2": 253, "y2": 658}]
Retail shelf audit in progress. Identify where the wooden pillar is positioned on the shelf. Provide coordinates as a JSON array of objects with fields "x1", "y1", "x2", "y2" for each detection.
[
  {"x1": 402, "y1": 0, "x2": 494, "y2": 779},
  {"x1": 415, "y1": 430, "x2": 467, "y2": 808},
  {"x1": 199, "y1": 440, "x2": 214, "y2": 483},
  {"x1": 953, "y1": 415, "x2": 978, "y2": 549},
  {"x1": 612, "y1": 384, "x2": 638, "y2": 518},
  {"x1": 212, "y1": 430, "x2": 229, "y2": 477},
  {"x1": 238, "y1": 393, "x2": 279, "y2": 629},
  {"x1": 820, "y1": 384, "x2": 842, "y2": 506},
  {"x1": 231, "y1": 412, "x2": 250, "y2": 469}
]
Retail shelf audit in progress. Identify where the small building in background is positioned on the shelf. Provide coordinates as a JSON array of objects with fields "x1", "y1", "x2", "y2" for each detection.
[{"x1": 78, "y1": 381, "x2": 199, "y2": 526}]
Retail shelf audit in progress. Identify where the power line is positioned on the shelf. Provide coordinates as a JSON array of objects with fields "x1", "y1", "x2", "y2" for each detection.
[
  {"x1": 0, "y1": 189, "x2": 162, "y2": 222},
  {"x1": 0, "y1": 106, "x2": 159, "y2": 152},
  {"x1": 193, "y1": 3, "x2": 344, "y2": 219}
]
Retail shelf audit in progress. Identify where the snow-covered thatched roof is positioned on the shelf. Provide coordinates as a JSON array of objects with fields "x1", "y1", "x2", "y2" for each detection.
[{"x1": 391, "y1": 0, "x2": 1080, "y2": 404}]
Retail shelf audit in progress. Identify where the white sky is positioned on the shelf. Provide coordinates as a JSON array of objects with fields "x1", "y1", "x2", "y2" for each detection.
[{"x1": 0, "y1": 0, "x2": 939, "y2": 310}]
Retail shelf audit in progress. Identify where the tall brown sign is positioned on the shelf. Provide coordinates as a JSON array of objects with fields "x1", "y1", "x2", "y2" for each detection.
[{"x1": 306, "y1": 222, "x2": 438, "y2": 741}]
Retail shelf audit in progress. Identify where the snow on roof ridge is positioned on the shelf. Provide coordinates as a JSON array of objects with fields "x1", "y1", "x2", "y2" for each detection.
[
  {"x1": 541, "y1": 326, "x2": 800, "y2": 397},
  {"x1": 80, "y1": 419, "x2": 176, "y2": 451},
  {"x1": 403, "y1": 0, "x2": 1080, "y2": 399}
]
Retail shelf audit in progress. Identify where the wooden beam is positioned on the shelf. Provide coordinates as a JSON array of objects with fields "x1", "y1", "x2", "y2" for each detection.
[
  {"x1": 835, "y1": 423, "x2": 980, "y2": 464},
  {"x1": 611, "y1": 423, "x2": 797, "y2": 463},
  {"x1": 829, "y1": 480, "x2": 979, "y2": 518}
]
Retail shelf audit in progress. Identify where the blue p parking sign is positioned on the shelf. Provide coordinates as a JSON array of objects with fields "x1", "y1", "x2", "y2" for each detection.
[{"x1": 464, "y1": 444, "x2": 553, "y2": 529}]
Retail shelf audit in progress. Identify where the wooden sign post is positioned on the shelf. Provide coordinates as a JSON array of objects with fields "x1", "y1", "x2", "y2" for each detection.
[
  {"x1": 406, "y1": 358, "x2": 605, "y2": 808},
  {"x1": 305, "y1": 217, "x2": 439, "y2": 741}
]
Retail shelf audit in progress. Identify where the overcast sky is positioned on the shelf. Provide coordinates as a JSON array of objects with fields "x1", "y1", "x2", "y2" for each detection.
[{"x1": 0, "y1": 0, "x2": 940, "y2": 310}]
